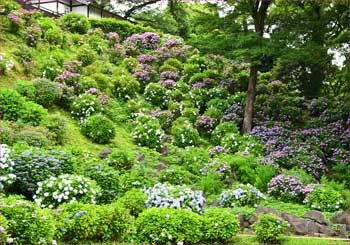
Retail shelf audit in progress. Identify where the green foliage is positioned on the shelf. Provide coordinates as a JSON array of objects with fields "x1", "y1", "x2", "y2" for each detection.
[
  {"x1": 89, "y1": 18, "x2": 157, "y2": 38},
  {"x1": 70, "y1": 93, "x2": 102, "y2": 120},
  {"x1": 57, "y1": 202, "x2": 130, "y2": 243},
  {"x1": 304, "y1": 186, "x2": 344, "y2": 212},
  {"x1": 37, "y1": 16, "x2": 58, "y2": 31},
  {"x1": 112, "y1": 68, "x2": 140, "y2": 99},
  {"x1": 16, "y1": 80, "x2": 36, "y2": 100},
  {"x1": 144, "y1": 82, "x2": 168, "y2": 107},
  {"x1": 202, "y1": 208, "x2": 240, "y2": 244},
  {"x1": 159, "y1": 165, "x2": 198, "y2": 185},
  {"x1": 0, "y1": 213, "x2": 8, "y2": 244},
  {"x1": 220, "y1": 184, "x2": 265, "y2": 208},
  {"x1": 171, "y1": 117, "x2": 200, "y2": 147},
  {"x1": 159, "y1": 64, "x2": 178, "y2": 73},
  {"x1": 0, "y1": 88, "x2": 25, "y2": 121},
  {"x1": 132, "y1": 115, "x2": 164, "y2": 149},
  {"x1": 135, "y1": 208, "x2": 203, "y2": 244},
  {"x1": 1, "y1": 196, "x2": 56, "y2": 245},
  {"x1": 82, "y1": 163, "x2": 120, "y2": 204},
  {"x1": 44, "y1": 27, "x2": 63, "y2": 45},
  {"x1": 254, "y1": 164, "x2": 278, "y2": 192},
  {"x1": 16, "y1": 125, "x2": 56, "y2": 147},
  {"x1": 61, "y1": 12, "x2": 91, "y2": 34},
  {"x1": 41, "y1": 114, "x2": 66, "y2": 144},
  {"x1": 199, "y1": 173, "x2": 224, "y2": 196},
  {"x1": 211, "y1": 121, "x2": 239, "y2": 145},
  {"x1": 107, "y1": 148, "x2": 134, "y2": 171},
  {"x1": 81, "y1": 114, "x2": 116, "y2": 144},
  {"x1": 19, "y1": 101, "x2": 48, "y2": 126},
  {"x1": 77, "y1": 45, "x2": 98, "y2": 66},
  {"x1": 253, "y1": 214, "x2": 288, "y2": 244},
  {"x1": 164, "y1": 58, "x2": 183, "y2": 71},
  {"x1": 117, "y1": 188, "x2": 148, "y2": 217}
]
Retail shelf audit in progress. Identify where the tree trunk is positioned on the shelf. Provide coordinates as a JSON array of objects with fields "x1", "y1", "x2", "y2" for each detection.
[
  {"x1": 242, "y1": 65, "x2": 258, "y2": 133},
  {"x1": 242, "y1": 0, "x2": 271, "y2": 134}
]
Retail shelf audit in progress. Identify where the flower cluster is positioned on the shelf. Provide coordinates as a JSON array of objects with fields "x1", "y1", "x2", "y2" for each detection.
[
  {"x1": 33, "y1": 174, "x2": 100, "y2": 208},
  {"x1": 209, "y1": 145, "x2": 228, "y2": 157},
  {"x1": 160, "y1": 79, "x2": 176, "y2": 89},
  {"x1": 200, "y1": 160, "x2": 231, "y2": 179},
  {"x1": 0, "y1": 53, "x2": 14, "y2": 74},
  {"x1": 106, "y1": 32, "x2": 120, "y2": 44},
  {"x1": 54, "y1": 70, "x2": 80, "y2": 85},
  {"x1": 132, "y1": 115, "x2": 165, "y2": 149},
  {"x1": 25, "y1": 25, "x2": 42, "y2": 47},
  {"x1": 195, "y1": 115, "x2": 215, "y2": 133},
  {"x1": 63, "y1": 60, "x2": 83, "y2": 73},
  {"x1": 133, "y1": 64, "x2": 157, "y2": 84},
  {"x1": 137, "y1": 54, "x2": 157, "y2": 64},
  {"x1": 160, "y1": 71, "x2": 179, "y2": 81},
  {"x1": 124, "y1": 32, "x2": 160, "y2": 50},
  {"x1": 268, "y1": 175, "x2": 312, "y2": 202},
  {"x1": 144, "y1": 183, "x2": 206, "y2": 213},
  {"x1": 70, "y1": 93, "x2": 103, "y2": 122},
  {"x1": 0, "y1": 144, "x2": 16, "y2": 190},
  {"x1": 220, "y1": 184, "x2": 265, "y2": 208}
]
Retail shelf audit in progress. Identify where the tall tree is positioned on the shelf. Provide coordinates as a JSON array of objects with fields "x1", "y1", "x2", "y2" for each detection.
[{"x1": 241, "y1": 0, "x2": 272, "y2": 133}]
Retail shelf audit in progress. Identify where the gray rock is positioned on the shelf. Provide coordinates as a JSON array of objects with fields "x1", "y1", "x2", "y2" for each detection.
[
  {"x1": 338, "y1": 224, "x2": 348, "y2": 238},
  {"x1": 318, "y1": 224, "x2": 337, "y2": 237},
  {"x1": 136, "y1": 154, "x2": 145, "y2": 162},
  {"x1": 99, "y1": 148, "x2": 112, "y2": 158},
  {"x1": 305, "y1": 210, "x2": 330, "y2": 225},
  {"x1": 332, "y1": 212, "x2": 350, "y2": 225},
  {"x1": 281, "y1": 212, "x2": 303, "y2": 223}
]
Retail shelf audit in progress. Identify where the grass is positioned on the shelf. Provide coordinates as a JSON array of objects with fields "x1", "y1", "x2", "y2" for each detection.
[{"x1": 236, "y1": 234, "x2": 350, "y2": 245}]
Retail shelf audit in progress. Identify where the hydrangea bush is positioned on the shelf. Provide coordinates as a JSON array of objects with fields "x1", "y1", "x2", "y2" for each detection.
[
  {"x1": 220, "y1": 184, "x2": 265, "y2": 208},
  {"x1": 304, "y1": 186, "x2": 343, "y2": 212},
  {"x1": 144, "y1": 183, "x2": 206, "y2": 213},
  {"x1": 33, "y1": 174, "x2": 100, "y2": 208},
  {"x1": 0, "y1": 144, "x2": 16, "y2": 190},
  {"x1": 70, "y1": 93, "x2": 102, "y2": 122}
]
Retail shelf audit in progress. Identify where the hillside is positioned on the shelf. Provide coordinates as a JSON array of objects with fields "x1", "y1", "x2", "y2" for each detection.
[{"x1": 0, "y1": 0, "x2": 350, "y2": 244}]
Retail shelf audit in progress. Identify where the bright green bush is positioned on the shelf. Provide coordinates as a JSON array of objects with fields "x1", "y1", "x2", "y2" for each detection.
[
  {"x1": 77, "y1": 45, "x2": 98, "y2": 66},
  {"x1": 34, "y1": 174, "x2": 100, "y2": 208},
  {"x1": 0, "y1": 214, "x2": 8, "y2": 244},
  {"x1": 135, "y1": 208, "x2": 203, "y2": 244},
  {"x1": 202, "y1": 208, "x2": 240, "y2": 244},
  {"x1": 61, "y1": 12, "x2": 91, "y2": 34},
  {"x1": 112, "y1": 68, "x2": 140, "y2": 100},
  {"x1": 56, "y1": 202, "x2": 130, "y2": 243},
  {"x1": 37, "y1": 16, "x2": 58, "y2": 31},
  {"x1": 16, "y1": 125, "x2": 56, "y2": 147},
  {"x1": 159, "y1": 64, "x2": 178, "y2": 73},
  {"x1": 164, "y1": 58, "x2": 183, "y2": 71},
  {"x1": 19, "y1": 101, "x2": 48, "y2": 126},
  {"x1": 0, "y1": 89, "x2": 25, "y2": 121},
  {"x1": 304, "y1": 186, "x2": 344, "y2": 212},
  {"x1": 132, "y1": 115, "x2": 164, "y2": 149},
  {"x1": 117, "y1": 188, "x2": 148, "y2": 217},
  {"x1": 82, "y1": 163, "x2": 120, "y2": 204},
  {"x1": 253, "y1": 213, "x2": 288, "y2": 244},
  {"x1": 107, "y1": 148, "x2": 134, "y2": 171},
  {"x1": 70, "y1": 93, "x2": 102, "y2": 120},
  {"x1": 44, "y1": 27, "x2": 63, "y2": 45},
  {"x1": 171, "y1": 117, "x2": 200, "y2": 147},
  {"x1": 16, "y1": 80, "x2": 36, "y2": 100},
  {"x1": 41, "y1": 114, "x2": 66, "y2": 144},
  {"x1": 144, "y1": 82, "x2": 168, "y2": 107},
  {"x1": 1, "y1": 196, "x2": 56, "y2": 245},
  {"x1": 159, "y1": 165, "x2": 198, "y2": 185},
  {"x1": 81, "y1": 114, "x2": 116, "y2": 144}
]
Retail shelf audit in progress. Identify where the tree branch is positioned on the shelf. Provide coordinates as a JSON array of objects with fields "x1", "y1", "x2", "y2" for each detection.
[{"x1": 124, "y1": 0, "x2": 162, "y2": 18}]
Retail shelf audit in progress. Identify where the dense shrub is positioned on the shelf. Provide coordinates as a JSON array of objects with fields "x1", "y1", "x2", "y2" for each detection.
[
  {"x1": 77, "y1": 45, "x2": 98, "y2": 66},
  {"x1": 0, "y1": 89, "x2": 25, "y2": 121},
  {"x1": 159, "y1": 165, "x2": 198, "y2": 185},
  {"x1": 70, "y1": 93, "x2": 102, "y2": 121},
  {"x1": 304, "y1": 186, "x2": 343, "y2": 212},
  {"x1": 144, "y1": 183, "x2": 205, "y2": 213},
  {"x1": 135, "y1": 208, "x2": 203, "y2": 245},
  {"x1": 44, "y1": 27, "x2": 63, "y2": 45},
  {"x1": 112, "y1": 68, "x2": 140, "y2": 99},
  {"x1": 0, "y1": 144, "x2": 16, "y2": 190},
  {"x1": 81, "y1": 114, "x2": 116, "y2": 143},
  {"x1": 132, "y1": 115, "x2": 164, "y2": 149},
  {"x1": 117, "y1": 188, "x2": 148, "y2": 217},
  {"x1": 19, "y1": 101, "x2": 48, "y2": 126},
  {"x1": 1, "y1": 196, "x2": 56, "y2": 245},
  {"x1": 202, "y1": 208, "x2": 240, "y2": 244},
  {"x1": 33, "y1": 79, "x2": 62, "y2": 107},
  {"x1": 16, "y1": 125, "x2": 56, "y2": 147},
  {"x1": 144, "y1": 82, "x2": 168, "y2": 107},
  {"x1": 83, "y1": 163, "x2": 120, "y2": 204},
  {"x1": 0, "y1": 214, "x2": 8, "y2": 244},
  {"x1": 107, "y1": 148, "x2": 134, "y2": 171},
  {"x1": 10, "y1": 148, "x2": 75, "y2": 197},
  {"x1": 56, "y1": 202, "x2": 130, "y2": 243},
  {"x1": 34, "y1": 174, "x2": 100, "y2": 208},
  {"x1": 220, "y1": 184, "x2": 265, "y2": 208},
  {"x1": 41, "y1": 114, "x2": 66, "y2": 144},
  {"x1": 268, "y1": 175, "x2": 309, "y2": 203},
  {"x1": 15, "y1": 80, "x2": 35, "y2": 100},
  {"x1": 61, "y1": 12, "x2": 91, "y2": 34},
  {"x1": 171, "y1": 118, "x2": 200, "y2": 147},
  {"x1": 253, "y1": 214, "x2": 288, "y2": 244},
  {"x1": 211, "y1": 121, "x2": 239, "y2": 145}
]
